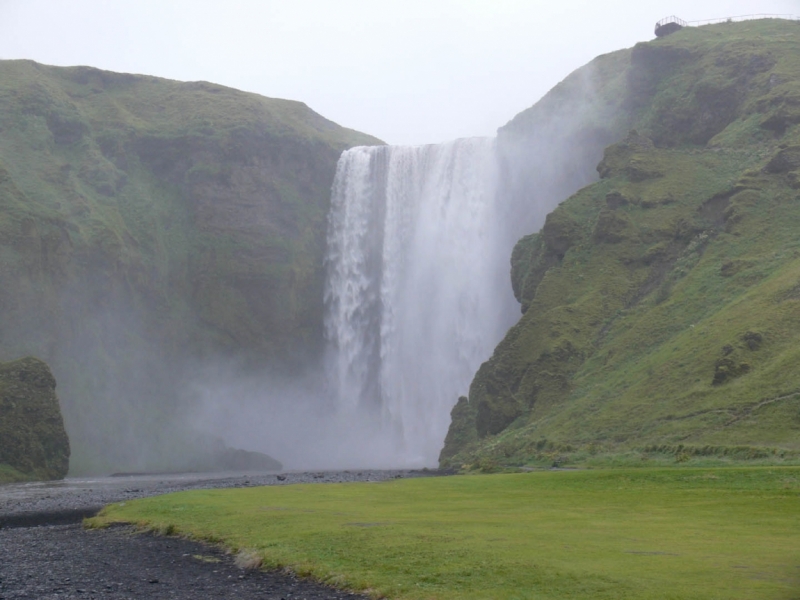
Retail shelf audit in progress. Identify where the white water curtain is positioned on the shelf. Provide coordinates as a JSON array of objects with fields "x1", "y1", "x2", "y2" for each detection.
[{"x1": 324, "y1": 139, "x2": 517, "y2": 466}]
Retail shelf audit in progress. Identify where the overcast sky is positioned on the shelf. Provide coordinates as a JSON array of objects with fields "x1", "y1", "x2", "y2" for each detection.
[{"x1": 0, "y1": 0, "x2": 797, "y2": 144}]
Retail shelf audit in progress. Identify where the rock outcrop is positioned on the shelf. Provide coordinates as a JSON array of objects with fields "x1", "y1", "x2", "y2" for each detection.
[{"x1": 0, "y1": 357, "x2": 70, "y2": 481}]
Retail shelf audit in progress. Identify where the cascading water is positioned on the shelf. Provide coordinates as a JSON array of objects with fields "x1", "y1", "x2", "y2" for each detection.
[{"x1": 324, "y1": 138, "x2": 518, "y2": 467}]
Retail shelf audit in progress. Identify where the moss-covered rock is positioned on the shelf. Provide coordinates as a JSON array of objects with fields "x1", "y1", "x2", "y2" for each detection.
[
  {"x1": 438, "y1": 397, "x2": 478, "y2": 466},
  {"x1": 475, "y1": 375, "x2": 524, "y2": 439},
  {"x1": 596, "y1": 131, "x2": 657, "y2": 180},
  {"x1": 0, "y1": 357, "x2": 69, "y2": 481},
  {"x1": 541, "y1": 210, "x2": 582, "y2": 257},
  {"x1": 592, "y1": 208, "x2": 635, "y2": 244}
]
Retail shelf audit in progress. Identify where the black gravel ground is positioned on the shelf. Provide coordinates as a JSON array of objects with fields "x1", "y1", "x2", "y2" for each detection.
[
  {"x1": 0, "y1": 469, "x2": 438, "y2": 599},
  {"x1": 0, "y1": 523, "x2": 367, "y2": 599}
]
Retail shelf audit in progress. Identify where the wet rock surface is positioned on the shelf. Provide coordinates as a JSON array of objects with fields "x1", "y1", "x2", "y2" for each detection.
[{"x1": 0, "y1": 469, "x2": 434, "y2": 599}]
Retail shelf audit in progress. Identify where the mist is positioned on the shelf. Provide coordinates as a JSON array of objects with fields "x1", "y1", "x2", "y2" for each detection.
[
  {"x1": 186, "y1": 364, "x2": 411, "y2": 470},
  {"x1": 0, "y1": 48, "x2": 623, "y2": 475},
  {"x1": 180, "y1": 61, "x2": 620, "y2": 472},
  {"x1": 1, "y1": 0, "x2": 796, "y2": 144},
  {"x1": 5, "y1": 3, "x2": 791, "y2": 474}
]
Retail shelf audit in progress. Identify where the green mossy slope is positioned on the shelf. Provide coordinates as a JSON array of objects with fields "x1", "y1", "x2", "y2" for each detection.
[
  {"x1": 0, "y1": 60, "x2": 380, "y2": 473},
  {"x1": 441, "y1": 19, "x2": 800, "y2": 468}
]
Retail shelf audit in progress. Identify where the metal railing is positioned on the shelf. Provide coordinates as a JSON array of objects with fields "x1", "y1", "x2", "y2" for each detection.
[
  {"x1": 655, "y1": 13, "x2": 798, "y2": 36},
  {"x1": 655, "y1": 15, "x2": 688, "y2": 30},
  {"x1": 689, "y1": 13, "x2": 798, "y2": 26}
]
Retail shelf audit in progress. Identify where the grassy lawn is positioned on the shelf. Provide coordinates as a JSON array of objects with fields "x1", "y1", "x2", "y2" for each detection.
[{"x1": 89, "y1": 468, "x2": 800, "y2": 600}]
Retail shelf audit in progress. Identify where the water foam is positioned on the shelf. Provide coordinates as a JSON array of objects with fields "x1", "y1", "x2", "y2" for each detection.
[{"x1": 324, "y1": 138, "x2": 517, "y2": 466}]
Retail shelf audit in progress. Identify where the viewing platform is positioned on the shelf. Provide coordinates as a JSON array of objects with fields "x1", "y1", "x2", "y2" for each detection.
[{"x1": 655, "y1": 13, "x2": 799, "y2": 37}]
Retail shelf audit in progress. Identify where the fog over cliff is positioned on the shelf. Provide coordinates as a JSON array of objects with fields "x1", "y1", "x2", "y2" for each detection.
[
  {"x1": 2, "y1": 0, "x2": 794, "y2": 144},
  {"x1": 188, "y1": 58, "x2": 622, "y2": 470}
]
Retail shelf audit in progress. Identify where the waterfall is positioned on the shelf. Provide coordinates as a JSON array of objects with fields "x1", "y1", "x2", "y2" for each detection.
[{"x1": 324, "y1": 138, "x2": 517, "y2": 467}]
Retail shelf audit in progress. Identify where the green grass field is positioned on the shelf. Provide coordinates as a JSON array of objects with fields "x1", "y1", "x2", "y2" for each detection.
[{"x1": 89, "y1": 468, "x2": 800, "y2": 599}]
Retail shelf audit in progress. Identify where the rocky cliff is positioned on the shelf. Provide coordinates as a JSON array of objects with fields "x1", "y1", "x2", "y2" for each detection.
[
  {"x1": 0, "y1": 60, "x2": 380, "y2": 473},
  {"x1": 441, "y1": 19, "x2": 800, "y2": 468},
  {"x1": 0, "y1": 357, "x2": 69, "y2": 481}
]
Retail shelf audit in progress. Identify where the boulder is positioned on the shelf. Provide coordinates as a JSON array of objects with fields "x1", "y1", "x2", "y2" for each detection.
[
  {"x1": 0, "y1": 357, "x2": 70, "y2": 480},
  {"x1": 175, "y1": 434, "x2": 283, "y2": 474}
]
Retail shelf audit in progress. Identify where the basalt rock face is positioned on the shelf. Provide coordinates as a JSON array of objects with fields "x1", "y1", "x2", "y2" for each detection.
[
  {"x1": 0, "y1": 357, "x2": 70, "y2": 481},
  {"x1": 0, "y1": 60, "x2": 380, "y2": 473},
  {"x1": 441, "y1": 20, "x2": 800, "y2": 469}
]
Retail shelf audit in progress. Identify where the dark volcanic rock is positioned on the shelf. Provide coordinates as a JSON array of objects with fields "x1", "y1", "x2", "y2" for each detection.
[
  {"x1": 0, "y1": 356, "x2": 69, "y2": 480},
  {"x1": 0, "y1": 524, "x2": 370, "y2": 600},
  {"x1": 184, "y1": 436, "x2": 283, "y2": 473}
]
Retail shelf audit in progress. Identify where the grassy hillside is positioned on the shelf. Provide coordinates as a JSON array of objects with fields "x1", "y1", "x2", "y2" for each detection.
[
  {"x1": 441, "y1": 19, "x2": 800, "y2": 469},
  {"x1": 0, "y1": 60, "x2": 380, "y2": 473}
]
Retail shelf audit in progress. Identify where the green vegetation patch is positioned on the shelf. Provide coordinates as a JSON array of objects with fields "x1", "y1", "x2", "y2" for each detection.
[
  {"x1": 90, "y1": 468, "x2": 800, "y2": 599},
  {"x1": 0, "y1": 463, "x2": 34, "y2": 484}
]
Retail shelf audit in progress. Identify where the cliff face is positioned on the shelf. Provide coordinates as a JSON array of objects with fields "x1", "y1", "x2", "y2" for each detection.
[
  {"x1": 0, "y1": 357, "x2": 69, "y2": 481},
  {"x1": 441, "y1": 19, "x2": 800, "y2": 468},
  {"x1": 0, "y1": 60, "x2": 380, "y2": 473}
]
